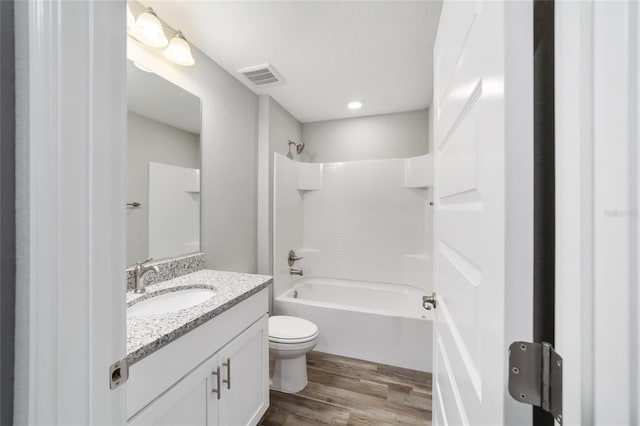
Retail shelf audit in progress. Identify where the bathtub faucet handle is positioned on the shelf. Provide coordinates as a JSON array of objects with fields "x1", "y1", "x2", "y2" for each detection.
[
  {"x1": 422, "y1": 293, "x2": 437, "y2": 310},
  {"x1": 288, "y1": 250, "x2": 304, "y2": 266}
]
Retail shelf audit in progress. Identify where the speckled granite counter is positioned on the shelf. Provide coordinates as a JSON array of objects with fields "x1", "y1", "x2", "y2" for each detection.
[{"x1": 127, "y1": 269, "x2": 272, "y2": 365}]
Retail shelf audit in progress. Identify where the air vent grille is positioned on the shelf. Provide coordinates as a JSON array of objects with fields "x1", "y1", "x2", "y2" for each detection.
[{"x1": 237, "y1": 64, "x2": 282, "y2": 87}]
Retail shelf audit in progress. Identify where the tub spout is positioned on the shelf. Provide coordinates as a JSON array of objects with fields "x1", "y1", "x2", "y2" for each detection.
[{"x1": 290, "y1": 269, "x2": 303, "y2": 276}]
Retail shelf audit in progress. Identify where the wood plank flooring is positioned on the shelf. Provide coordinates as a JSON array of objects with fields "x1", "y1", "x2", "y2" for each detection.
[{"x1": 258, "y1": 351, "x2": 432, "y2": 426}]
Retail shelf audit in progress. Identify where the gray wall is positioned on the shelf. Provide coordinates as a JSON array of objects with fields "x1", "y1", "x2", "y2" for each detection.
[
  {"x1": 128, "y1": 37, "x2": 259, "y2": 273},
  {"x1": 302, "y1": 109, "x2": 429, "y2": 163},
  {"x1": 257, "y1": 96, "x2": 302, "y2": 276},
  {"x1": 126, "y1": 112, "x2": 200, "y2": 266},
  {"x1": 267, "y1": 97, "x2": 302, "y2": 273}
]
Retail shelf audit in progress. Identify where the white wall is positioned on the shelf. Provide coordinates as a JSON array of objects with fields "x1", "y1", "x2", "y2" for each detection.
[
  {"x1": 126, "y1": 112, "x2": 200, "y2": 265},
  {"x1": 257, "y1": 96, "x2": 302, "y2": 275},
  {"x1": 303, "y1": 159, "x2": 430, "y2": 290},
  {"x1": 269, "y1": 98, "x2": 302, "y2": 271},
  {"x1": 272, "y1": 155, "x2": 432, "y2": 297},
  {"x1": 302, "y1": 109, "x2": 429, "y2": 163},
  {"x1": 127, "y1": 37, "x2": 259, "y2": 272}
]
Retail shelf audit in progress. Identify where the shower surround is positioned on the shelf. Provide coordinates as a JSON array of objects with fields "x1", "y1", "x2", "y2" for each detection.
[{"x1": 272, "y1": 153, "x2": 433, "y2": 371}]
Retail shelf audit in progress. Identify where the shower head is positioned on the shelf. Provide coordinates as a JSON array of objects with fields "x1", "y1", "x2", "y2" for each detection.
[{"x1": 288, "y1": 139, "x2": 305, "y2": 156}]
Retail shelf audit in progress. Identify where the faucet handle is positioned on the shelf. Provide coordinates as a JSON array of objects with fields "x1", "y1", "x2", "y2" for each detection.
[
  {"x1": 288, "y1": 250, "x2": 304, "y2": 266},
  {"x1": 135, "y1": 258, "x2": 155, "y2": 271}
]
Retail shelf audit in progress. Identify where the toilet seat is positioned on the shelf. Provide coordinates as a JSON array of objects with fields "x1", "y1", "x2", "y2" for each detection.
[{"x1": 269, "y1": 316, "x2": 319, "y2": 344}]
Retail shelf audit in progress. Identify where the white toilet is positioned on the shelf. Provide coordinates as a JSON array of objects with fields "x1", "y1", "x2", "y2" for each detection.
[{"x1": 268, "y1": 315, "x2": 319, "y2": 393}]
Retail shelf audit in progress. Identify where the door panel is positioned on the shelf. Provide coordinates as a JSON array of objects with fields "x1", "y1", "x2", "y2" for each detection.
[
  {"x1": 433, "y1": 1, "x2": 511, "y2": 424},
  {"x1": 153, "y1": 385, "x2": 208, "y2": 426},
  {"x1": 438, "y1": 107, "x2": 480, "y2": 200},
  {"x1": 436, "y1": 2, "x2": 480, "y2": 106},
  {"x1": 435, "y1": 245, "x2": 480, "y2": 370},
  {"x1": 217, "y1": 316, "x2": 269, "y2": 426},
  {"x1": 128, "y1": 355, "x2": 218, "y2": 426}
]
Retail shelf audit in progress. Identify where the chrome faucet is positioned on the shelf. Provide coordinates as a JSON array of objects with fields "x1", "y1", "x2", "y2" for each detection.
[
  {"x1": 290, "y1": 269, "x2": 303, "y2": 276},
  {"x1": 134, "y1": 258, "x2": 159, "y2": 294}
]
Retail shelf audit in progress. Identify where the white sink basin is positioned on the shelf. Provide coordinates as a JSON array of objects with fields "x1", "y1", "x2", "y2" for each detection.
[{"x1": 128, "y1": 288, "x2": 217, "y2": 317}]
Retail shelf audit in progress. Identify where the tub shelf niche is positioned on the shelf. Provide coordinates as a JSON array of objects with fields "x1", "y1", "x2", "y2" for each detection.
[
  {"x1": 402, "y1": 154, "x2": 433, "y2": 188},
  {"x1": 296, "y1": 162, "x2": 323, "y2": 191}
]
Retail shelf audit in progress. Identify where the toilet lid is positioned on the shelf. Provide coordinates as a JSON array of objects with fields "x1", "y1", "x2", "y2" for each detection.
[{"x1": 269, "y1": 316, "x2": 319, "y2": 342}]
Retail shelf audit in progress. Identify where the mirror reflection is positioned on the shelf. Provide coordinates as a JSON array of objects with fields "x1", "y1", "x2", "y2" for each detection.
[{"x1": 126, "y1": 61, "x2": 202, "y2": 266}]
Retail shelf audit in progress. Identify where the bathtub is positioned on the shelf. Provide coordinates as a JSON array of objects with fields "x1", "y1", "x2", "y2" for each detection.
[{"x1": 273, "y1": 277, "x2": 433, "y2": 372}]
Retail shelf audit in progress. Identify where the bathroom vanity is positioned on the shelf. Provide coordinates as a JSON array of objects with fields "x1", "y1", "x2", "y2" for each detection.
[
  {"x1": 125, "y1": 269, "x2": 272, "y2": 426},
  {"x1": 123, "y1": 45, "x2": 273, "y2": 426}
]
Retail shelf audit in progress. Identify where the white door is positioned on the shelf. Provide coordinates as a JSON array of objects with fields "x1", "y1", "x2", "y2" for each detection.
[
  {"x1": 14, "y1": 0, "x2": 128, "y2": 424},
  {"x1": 432, "y1": 1, "x2": 533, "y2": 424},
  {"x1": 217, "y1": 316, "x2": 270, "y2": 426}
]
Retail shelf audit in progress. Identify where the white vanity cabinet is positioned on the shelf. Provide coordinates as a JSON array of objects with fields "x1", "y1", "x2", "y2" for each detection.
[
  {"x1": 128, "y1": 354, "x2": 218, "y2": 426},
  {"x1": 127, "y1": 289, "x2": 269, "y2": 426},
  {"x1": 217, "y1": 318, "x2": 269, "y2": 426}
]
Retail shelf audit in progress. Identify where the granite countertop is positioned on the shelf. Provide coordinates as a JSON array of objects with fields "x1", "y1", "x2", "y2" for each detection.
[{"x1": 126, "y1": 269, "x2": 272, "y2": 365}]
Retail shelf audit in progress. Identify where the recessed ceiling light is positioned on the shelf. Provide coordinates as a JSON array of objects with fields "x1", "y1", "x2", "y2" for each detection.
[{"x1": 347, "y1": 101, "x2": 362, "y2": 110}]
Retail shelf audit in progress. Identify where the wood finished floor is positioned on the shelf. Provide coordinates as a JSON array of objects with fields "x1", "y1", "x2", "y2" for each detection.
[{"x1": 258, "y1": 351, "x2": 432, "y2": 426}]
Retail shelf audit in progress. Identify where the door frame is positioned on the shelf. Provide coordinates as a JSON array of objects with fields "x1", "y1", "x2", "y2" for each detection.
[
  {"x1": 0, "y1": 0, "x2": 15, "y2": 424},
  {"x1": 14, "y1": 0, "x2": 127, "y2": 424},
  {"x1": 555, "y1": 0, "x2": 640, "y2": 424}
]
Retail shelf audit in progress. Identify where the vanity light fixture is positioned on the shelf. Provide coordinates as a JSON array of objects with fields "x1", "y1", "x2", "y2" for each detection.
[
  {"x1": 347, "y1": 101, "x2": 363, "y2": 110},
  {"x1": 127, "y1": 4, "x2": 196, "y2": 67},
  {"x1": 129, "y1": 7, "x2": 168, "y2": 48},
  {"x1": 163, "y1": 31, "x2": 196, "y2": 66}
]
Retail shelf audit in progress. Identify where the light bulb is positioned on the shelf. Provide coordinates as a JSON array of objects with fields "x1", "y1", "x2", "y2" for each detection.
[
  {"x1": 347, "y1": 101, "x2": 363, "y2": 110},
  {"x1": 130, "y1": 7, "x2": 168, "y2": 48},
  {"x1": 163, "y1": 31, "x2": 195, "y2": 66}
]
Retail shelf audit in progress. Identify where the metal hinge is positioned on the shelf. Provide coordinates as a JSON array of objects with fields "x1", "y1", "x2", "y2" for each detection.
[
  {"x1": 109, "y1": 358, "x2": 129, "y2": 390},
  {"x1": 508, "y1": 341, "x2": 562, "y2": 424}
]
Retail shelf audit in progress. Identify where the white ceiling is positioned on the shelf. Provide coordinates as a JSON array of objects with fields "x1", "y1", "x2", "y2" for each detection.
[
  {"x1": 143, "y1": 1, "x2": 442, "y2": 123},
  {"x1": 127, "y1": 61, "x2": 201, "y2": 133}
]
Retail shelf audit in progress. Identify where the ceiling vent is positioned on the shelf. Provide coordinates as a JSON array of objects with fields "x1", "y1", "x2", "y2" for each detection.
[{"x1": 237, "y1": 63, "x2": 282, "y2": 87}]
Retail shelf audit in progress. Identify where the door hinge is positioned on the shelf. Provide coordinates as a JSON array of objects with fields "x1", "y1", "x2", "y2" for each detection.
[
  {"x1": 109, "y1": 357, "x2": 129, "y2": 390},
  {"x1": 508, "y1": 341, "x2": 562, "y2": 424}
]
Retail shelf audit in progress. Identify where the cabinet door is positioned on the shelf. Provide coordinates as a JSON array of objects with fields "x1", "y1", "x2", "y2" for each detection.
[
  {"x1": 217, "y1": 315, "x2": 269, "y2": 426},
  {"x1": 129, "y1": 354, "x2": 220, "y2": 426}
]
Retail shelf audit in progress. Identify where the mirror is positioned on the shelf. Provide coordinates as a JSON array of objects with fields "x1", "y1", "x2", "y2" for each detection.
[{"x1": 126, "y1": 61, "x2": 202, "y2": 266}]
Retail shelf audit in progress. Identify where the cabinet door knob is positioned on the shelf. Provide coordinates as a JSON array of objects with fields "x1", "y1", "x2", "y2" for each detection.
[
  {"x1": 222, "y1": 358, "x2": 231, "y2": 390},
  {"x1": 211, "y1": 366, "x2": 221, "y2": 400}
]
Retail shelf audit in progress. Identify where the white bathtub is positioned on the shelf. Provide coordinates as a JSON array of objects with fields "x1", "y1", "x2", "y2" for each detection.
[{"x1": 273, "y1": 277, "x2": 433, "y2": 372}]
